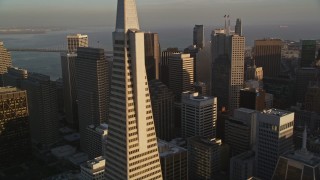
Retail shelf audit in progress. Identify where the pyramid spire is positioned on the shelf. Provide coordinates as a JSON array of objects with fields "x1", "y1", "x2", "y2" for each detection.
[{"x1": 116, "y1": 0, "x2": 140, "y2": 32}]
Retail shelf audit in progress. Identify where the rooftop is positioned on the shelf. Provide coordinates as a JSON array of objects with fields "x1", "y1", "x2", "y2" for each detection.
[
  {"x1": 261, "y1": 108, "x2": 291, "y2": 117},
  {"x1": 64, "y1": 133, "x2": 80, "y2": 142},
  {"x1": 51, "y1": 145, "x2": 76, "y2": 159},
  {"x1": 158, "y1": 139, "x2": 187, "y2": 157},
  {"x1": 283, "y1": 151, "x2": 320, "y2": 167},
  {"x1": 236, "y1": 108, "x2": 256, "y2": 114}
]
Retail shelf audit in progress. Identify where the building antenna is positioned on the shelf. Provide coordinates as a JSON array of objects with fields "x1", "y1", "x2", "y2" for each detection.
[
  {"x1": 227, "y1": 15, "x2": 231, "y2": 36},
  {"x1": 224, "y1": 15, "x2": 227, "y2": 32}
]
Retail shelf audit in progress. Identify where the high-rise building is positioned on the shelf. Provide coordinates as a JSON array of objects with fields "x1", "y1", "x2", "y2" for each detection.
[
  {"x1": 184, "y1": 45, "x2": 199, "y2": 82},
  {"x1": 85, "y1": 124, "x2": 108, "y2": 159},
  {"x1": 300, "y1": 40, "x2": 317, "y2": 68},
  {"x1": 196, "y1": 42, "x2": 212, "y2": 91},
  {"x1": 55, "y1": 78, "x2": 64, "y2": 114},
  {"x1": 0, "y1": 41, "x2": 12, "y2": 86},
  {"x1": 3, "y1": 67, "x2": 28, "y2": 88},
  {"x1": 21, "y1": 73, "x2": 59, "y2": 146},
  {"x1": 256, "y1": 109, "x2": 294, "y2": 180},
  {"x1": 212, "y1": 32, "x2": 245, "y2": 112},
  {"x1": 80, "y1": 156, "x2": 106, "y2": 180},
  {"x1": 105, "y1": 0, "x2": 163, "y2": 179},
  {"x1": 181, "y1": 92, "x2": 217, "y2": 139},
  {"x1": 168, "y1": 53, "x2": 194, "y2": 101},
  {"x1": 193, "y1": 25, "x2": 205, "y2": 49},
  {"x1": 149, "y1": 80, "x2": 175, "y2": 141},
  {"x1": 305, "y1": 85, "x2": 320, "y2": 114},
  {"x1": 254, "y1": 39, "x2": 282, "y2": 78},
  {"x1": 61, "y1": 53, "x2": 78, "y2": 129},
  {"x1": 263, "y1": 76, "x2": 296, "y2": 109},
  {"x1": 160, "y1": 48, "x2": 180, "y2": 86},
  {"x1": 67, "y1": 34, "x2": 88, "y2": 53},
  {"x1": 272, "y1": 127, "x2": 320, "y2": 180},
  {"x1": 295, "y1": 68, "x2": 319, "y2": 103},
  {"x1": 225, "y1": 108, "x2": 257, "y2": 156},
  {"x1": 75, "y1": 47, "x2": 108, "y2": 151},
  {"x1": 239, "y1": 88, "x2": 266, "y2": 111},
  {"x1": 235, "y1": 18, "x2": 242, "y2": 36},
  {"x1": 0, "y1": 87, "x2": 31, "y2": 168},
  {"x1": 188, "y1": 136, "x2": 222, "y2": 179},
  {"x1": 230, "y1": 151, "x2": 255, "y2": 180},
  {"x1": 158, "y1": 140, "x2": 188, "y2": 180},
  {"x1": 144, "y1": 32, "x2": 160, "y2": 81}
]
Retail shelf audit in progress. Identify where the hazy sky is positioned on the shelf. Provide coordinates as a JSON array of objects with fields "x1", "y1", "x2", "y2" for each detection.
[{"x1": 0, "y1": 0, "x2": 319, "y2": 28}]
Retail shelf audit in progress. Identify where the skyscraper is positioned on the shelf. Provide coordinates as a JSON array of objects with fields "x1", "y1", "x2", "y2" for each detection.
[
  {"x1": 85, "y1": 124, "x2": 108, "y2": 159},
  {"x1": 160, "y1": 48, "x2": 180, "y2": 86},
  {"x1": 300, "y1": 40, "x2": 317, "y2": 68},
  {"x1": 149, "y1": 80, "x2": 175, "y2": 141},
  {"x1": 144, "y1": 32, "x2": 160, "y2": 81},
  {"x1": 61, "y1": 53, "x2": 78, "y2": 129},
  {"x1": 0, "y1": 87, "x2": 31, "y2": 168},
  {"x1": 181, "y1": 92, "x2": 217, "y2": 139},
  {"x1": 230, "y1": 151, "x2": 255, "y2": 180},
  {"x1": 168, "y1": 53, "x2": 194, "y2": 101},
  {"x1": 158, "y1": 140, "x2": 188, "y2": 180},
  {"x1": 256, "y1": 109, "x2": 294, "y2": 180},
  {"x1": 254, "y1": 39, "x2": 282, "y2": 77},
  {"x1": 67, "y1": 34, "x2": 88, "y2": 53},
  {"x1": 295, "y1": 68, "x2": 319, "y2": 103},
  {"x1": 188, "y1": 136, "x2": 222, "y2": 179},
  {"x1": 235, "y1": 18, "x2": 242, "y2": 36},
  {"x1": 105, "y1": 0, "x2": 163, "y2": 179},
  {"x1": 75, "y1": 47, "x2": 108, "y2": 151},
  {"x1": 305, "y1": 85, "x2": 320, "y2": 114},
  {"x1": 225, "y1": 108, "x2": 257, "y2": 156},
  {"x1": 193, "y1": 25, "x2": 205, "y2": 49},
  {"x1": 212, "y1": 32, "x2": 245, "y2": 112},
  {"x1": 21, "y1": 73, "x2": 59, "y2": 147},
  {"x1": 0, "y1": 41, "x2": 12, "y2": 86}
]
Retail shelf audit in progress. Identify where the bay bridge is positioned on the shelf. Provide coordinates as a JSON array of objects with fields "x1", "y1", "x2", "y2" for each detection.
[
  {"x1": 6, "y1": 44, "x2": 113, "y2": 55},
  {"x1": 7, "y1": 48, "x2": 68, "y2": 53}
]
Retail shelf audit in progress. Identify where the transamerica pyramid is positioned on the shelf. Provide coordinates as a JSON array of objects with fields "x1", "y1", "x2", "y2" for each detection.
[{"x1": 105, "y1": 0, "x2": 163, "y2": 179}]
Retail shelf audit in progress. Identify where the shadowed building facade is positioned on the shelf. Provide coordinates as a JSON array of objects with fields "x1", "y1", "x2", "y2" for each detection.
[
  {"x1": 160, "y1": 48, "x2": 180, "y2": 87},
  {"x1": 149, "y1": 80, "x2": 175, "y2": 141},
  {"x1": 300, "y1": 40, "x2": 316, "y2": 68},
  {"x1": 144, "y1": 32, "x2": 160, "y2": 81},
  {"x1": 21, "y1": 73, "x2": 59, "y2": 147},
  {"x1": 0, "y1": 87, "x2": 31, "y2": 168},
  {"x1": 75, "y1": 47, "x2": 108, "y2": 151},
  {"x1": 254, "y1": 39, "x2": 282, "y2": 78}
]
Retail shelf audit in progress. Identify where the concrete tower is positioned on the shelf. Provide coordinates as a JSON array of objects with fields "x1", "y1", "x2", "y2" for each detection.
[{"x1": 105, "y1": 0, "x2": 163, "y2": 179}]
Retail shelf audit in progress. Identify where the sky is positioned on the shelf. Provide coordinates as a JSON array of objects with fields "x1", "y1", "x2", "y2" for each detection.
[{"x1": 0, "y1": 0, "x2": 320, "y2": 28}]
